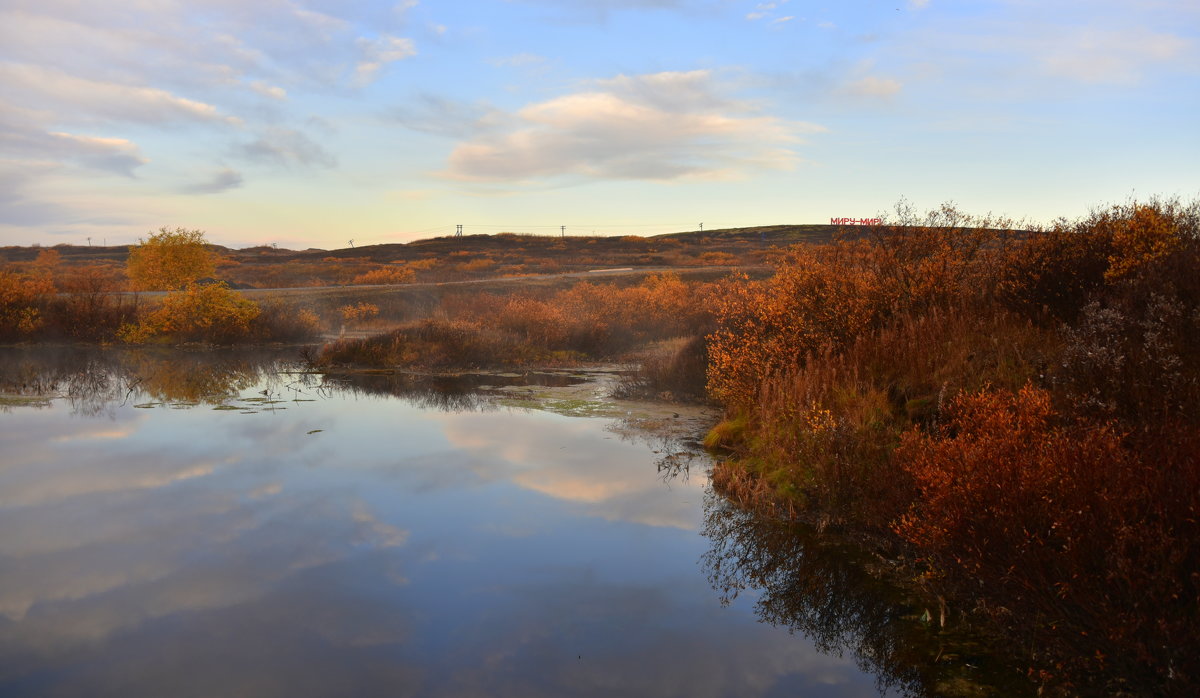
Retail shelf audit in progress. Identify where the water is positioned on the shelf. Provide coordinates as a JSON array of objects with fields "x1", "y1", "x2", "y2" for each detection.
[{"x1": 0, "y1": 347, "x2": 1023, "y2": 697}]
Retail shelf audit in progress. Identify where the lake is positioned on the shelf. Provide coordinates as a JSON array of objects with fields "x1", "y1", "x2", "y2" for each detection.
[{"x1": 0, "y1": 347, "x2": 1023, "y2": 697}]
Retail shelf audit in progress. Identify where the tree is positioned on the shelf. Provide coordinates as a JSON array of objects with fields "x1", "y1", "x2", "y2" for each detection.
[{"x1": 126, "y1": 227, "x2": 215, "y2": 291}]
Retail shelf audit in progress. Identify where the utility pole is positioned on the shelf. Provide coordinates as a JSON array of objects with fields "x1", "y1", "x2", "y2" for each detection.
[
  {"x1": 699, "y1": 223, "x2": 703, "y2": 232},
  {"x1": 455, "y1": 224, "x2": 463, "y2": 238},
  {"x1": 348, "y1": 239, "x2": 355, "y2": 248},
  {"x1": 560, "y1": 225, "x2": 565, "y2": 239}
]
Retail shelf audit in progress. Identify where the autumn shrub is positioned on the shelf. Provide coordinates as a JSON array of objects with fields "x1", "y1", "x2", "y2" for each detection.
[
  {"x1": 317, "y1": 319, "x2": 565, "y2": 370},
  {"x1": 435, "y1": 273, "x2": 713, "y2": 360},
  {"x1": 997, "y1": 227, "x2": 1111, "y2": 322},
  {"x1": 351, "y1": 266, "x2": 415, "y2": 285},
  {"x1": 119, "y1": 283, "x2": 260, "y2": 343},
  {"x1": 47, "y1": 264, "x2": 137, "y2": 340},
  {"x1": 126, "y1": 227, "x2": 215, "y2": 291},
  {"x1": 340, "y1": 302, "x2": 380, "y2": 325},
  {"x1": 696, "y1": 251, "x2": 739, "y2": 265},
  {"x1": 1055, "y1": 296, "x2": 1199, "y2": 421},
  {"x1": 702, "y1": 198, "x2": 1200, "y2": 692},
  {"x1": 1042, "y1": 199, "x2": 1200, "y2": 423},
  {"x1": 706, "y1": 246, "x2": 891, "y2": 407},
  {"x1": 252, "y1": 299, "x2": 322, "y2": 342},
  {"x1": 894, "y1": 386, "x2": 1200, "y2": 694},
  {"x1": 713, "y1": 304, "x2": 1050, "y2": 529},
  {"x1": 455, "y1": 258, "x2": 496, "y2": 273},
  {"x1": 0, "y1": 271, "x2": 53, "y2": 340},
  {"x1": 494, "y1": 296, "x2": 569, "y2": 347}
]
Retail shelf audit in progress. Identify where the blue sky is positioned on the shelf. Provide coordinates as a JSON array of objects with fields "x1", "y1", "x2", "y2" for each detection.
[{"x1": 1, "y1": 0, "x2": 1196, "y2": 249}]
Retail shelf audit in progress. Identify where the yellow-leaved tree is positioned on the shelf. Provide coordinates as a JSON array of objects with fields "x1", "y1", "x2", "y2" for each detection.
[{"x1": 126, "y1": 227, "x2": 215, "y2": 291}]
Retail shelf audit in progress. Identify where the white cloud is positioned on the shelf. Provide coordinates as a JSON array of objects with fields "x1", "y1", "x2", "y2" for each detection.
[
  {"x1": 0, "y1": 63, "x2": 237, "y2": 127},
  {"x1": 909, "y1": 0, "x2": 930, "y2": 9},
  {"x1": 1039, "y1": 28, "x2": 1190, "y2": 84},
  {"x1": 249, "y1": 81, "x2": 288, "y2": 100},
  {"x1": 353, "y1": 35, "x2": 417, "y2": 86},
  {"x1": 746, "y1": 1, "x2": 792, "y2": 23},
  {"x1": 442, "y1": 70, "x2": 823, "y2": 183},
  {"x1": 844, "y1": 75, "x2": 902, "y2": 98},
  {"x1": 0, "y1": 105, "x2": 148, "y2": 177},
  {"x1": 45, "y1": 132, "x2": 149, "y2": 176}
]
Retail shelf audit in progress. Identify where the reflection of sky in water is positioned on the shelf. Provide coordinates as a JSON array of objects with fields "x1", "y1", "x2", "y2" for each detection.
[{"x1": 0, "y1": 363, "x2": 889, "y2": 697}]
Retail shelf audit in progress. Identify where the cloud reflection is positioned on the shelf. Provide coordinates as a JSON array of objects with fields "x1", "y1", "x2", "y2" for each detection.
[{"x1": 435, "y1": 409, "x2": 706, "y2": 530}]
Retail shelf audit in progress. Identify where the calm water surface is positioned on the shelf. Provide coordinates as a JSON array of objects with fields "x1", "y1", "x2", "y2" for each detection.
[{"x1": 0, "y1": 348, "x2": 1020, "y2": 697}]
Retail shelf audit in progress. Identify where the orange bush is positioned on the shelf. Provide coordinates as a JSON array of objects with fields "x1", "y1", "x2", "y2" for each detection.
[
  {"x1": 120, "y1": 283, "x2": 260, "y2": 343},
  {"x1": 0, "y1": 271, "x2": 53, "y2": 338},
  {"x1": 894, "y1": 386, "x2": 1200, "y2": 691},
  {"x1": 126, "y1": 227, "x2": 215, "y2": 291},
  {"x1": 351, "y1": 266, "x2": 415, "y2": 285},
  {"x1": 455, "y1": 258, "x2": 496, "y2": 273},
  {"x1": 706, "y1": 246, "x2": 889, "y2": 406},
  {"x1": 340, "y1": 302, "x2": 380, "y2": 325}
]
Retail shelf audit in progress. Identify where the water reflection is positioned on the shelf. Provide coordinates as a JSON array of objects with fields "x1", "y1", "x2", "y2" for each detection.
[
  {"x1": 701, "y1": 495, "x2": 1031, "y2": 697},
  {"x1": 0, "y1": 347, "x2": 1024, "y2": 696},
  {"x1": 0, "y1": 347, "x2": 587, "y2": 415},
  {"x1": 0, "y1": 346, "x2": 281, "y2": 416}
]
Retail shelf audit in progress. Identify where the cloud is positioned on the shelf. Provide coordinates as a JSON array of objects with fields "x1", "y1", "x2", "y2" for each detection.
[
  {"x1": 248, "y1": 81, "x2": 287, "y2": 100},
  {"x1": 1038, "y1": 28, "x2": 1190, "y2": 84},
  {"x1": 900, "y1": 11, "x2": 1196, "y2": 92},
  {"x1": 44, "y1": 132, "x2": 149, "y2": 176},
  {"x1": 908, "y1": 0, "x2": 930, "y2": 9},
  {"x1": 1, "y1": 129, "x2": 147, "y2": 177},
  {"x1": 0, "y1": 106, "x2": 148, "y2": 176},
  {"x1": 182, "y1": 168, "x2": 244, "y2": 195},
  {"x1": 237, "y1": 128, "x2": 337, "y2": 169},
  {"x1": 507, "y1": 0, "x2": 691, "y2": 23},
  {"x1": 390, "y1": 94, "x2": 509, "y2": 138},
  {"x1": 0, "y1": 63, "x2": 237, "y2": 127},
  {"x1": 844, "y1": 75, "x2": 902, "y2": 99},
  {"x1": 353, "y1": 35, "x2": 417, "y2": 86},
  {"x1": 0, "y1": 160, "x2": 68, "y2": 226},
  {"x1": 746, "y1": 1, "x2": 791, "y2": 22},
  {"x1": 442, "y1": 70, "x2": 822, "y2": 183}
]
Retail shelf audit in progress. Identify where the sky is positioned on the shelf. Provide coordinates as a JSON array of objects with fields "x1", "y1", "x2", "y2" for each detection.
[{"x1": 0, "y1": 0, "x2": 1197, "y2": 249}]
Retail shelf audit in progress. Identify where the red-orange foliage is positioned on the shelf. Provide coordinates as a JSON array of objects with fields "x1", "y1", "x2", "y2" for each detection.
[
  {"x1": 894, "y1": 386, "x2": 1200, "y2": 692},
  {"x1": 706, "y1": 247, "x2": 888, "y2": 406},
  {"x1": 0, "y1": 271, "x2": 53, "y2": 338},
  {"x1": 706, "y1": 198, "x2": 1200, "y2": 692}
]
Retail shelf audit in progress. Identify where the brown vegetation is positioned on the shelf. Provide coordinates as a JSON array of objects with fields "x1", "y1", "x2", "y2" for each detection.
[
  {"x1": 315, "y1": 272, "x2": 714, "y2": 370},
  {"x1": 0, "y1": 229, "x2": 321, "y2": 344},
  {"x1": 705, "y1": 197, "x2": 1200, "y2": 695}
]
